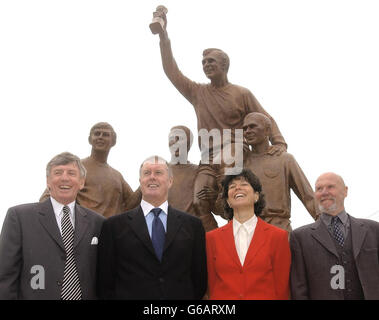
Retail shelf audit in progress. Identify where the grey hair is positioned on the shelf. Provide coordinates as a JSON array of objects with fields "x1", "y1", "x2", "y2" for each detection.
[
  {"x1": 46, "y1": 152, "x2": 87, "y2": 178},
  {"x1": 139, "y1": 155, "x2": 173, "y2": 178}
]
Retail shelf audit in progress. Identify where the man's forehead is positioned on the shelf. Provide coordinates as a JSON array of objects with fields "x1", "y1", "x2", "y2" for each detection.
[
  {"x1": 141, "y1": 161, "x2": 168, "y2": 169},
  {"x1": 316, "y1": 174, "x2": 344, "y2": 187},
  {"x1": 93, "y1": 128, "x2": 112, "y2": 133},
  {"x1": 203, "y1": 52, "x2": 222, "y2": 61},
  {"x1": 51, "y1": 162, "x2": 79, "y2": 171},
  {"x1": 243, "y1": 115, "x2": 261, "y2": 127}
]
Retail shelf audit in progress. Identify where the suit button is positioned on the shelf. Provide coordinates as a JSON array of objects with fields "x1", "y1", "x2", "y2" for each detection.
[
  {"x1": 159, "y1": 278, "x2": 164, "y2": 283},
  {"x1": 57, "y1": 281, "x2": 62, "y2": 286}
]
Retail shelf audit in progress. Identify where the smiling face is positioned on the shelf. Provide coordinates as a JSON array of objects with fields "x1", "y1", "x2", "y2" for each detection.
[
  {"x1": 315, "y1": 173, "x2": 348, "y2": 216},
  {"x1": 227, "y1": 176, "x2": 259, "y2": 211},
  {"x1": 89, "y1": 127, "x2": 115, "y2": 152},
  {"x1": 202, "y1": 52, "x2": 226, "y2": 81},
  {"x1": 47, "y1": 162, "x2": 85, "y2": 205},
  {"x1": 139, "y1": 160, "x2": 173, "y2": 207}
]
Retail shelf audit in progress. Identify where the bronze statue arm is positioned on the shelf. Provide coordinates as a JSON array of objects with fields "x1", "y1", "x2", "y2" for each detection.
[{"x1": 287, "y1": 154, "x2": 319, "y2": 220}]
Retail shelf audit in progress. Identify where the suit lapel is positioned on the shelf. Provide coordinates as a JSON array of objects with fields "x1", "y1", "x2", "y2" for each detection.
[
  {"x1": 73, "y1": 204, "x2": 89, "y2": 248},
  {"x1": 163, "y1": 206, "x2": 183, "y2": 252},
  {"x1": 311, "y1": 219, "x2": 339, "y2": 258},
  {"x1": 243, "y1": 218, "x2": 268, "y2": 268},
  {"x1": 349, "y1": 215, "x2": 367, "y2": 259},
  {"x1": 220, "y1": 221, "x2": 242, "y2": 268},
  {"x1": 128, "y1": 206, "x2": 157, "y2": 258},
  {"x1": 38, "y1": 199, "x2": 65, "y2": 252}
]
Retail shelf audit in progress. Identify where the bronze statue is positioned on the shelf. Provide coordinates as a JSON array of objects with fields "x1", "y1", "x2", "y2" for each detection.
[
  {"x1": 168, "y1": 125, "x2": 218, "y2": 231},
  {"x1": 127, "y1": 125, "x2": 219, "y2": 231},
  {"x1": 241, "y1": 112, "x2": 319, "y2": 231},
  {"x1": 152, "y1": 7, "x2": 287, "y2": 223},
  {"x1": 40, "y1": 122, "x2": 136, "y2": 218}
]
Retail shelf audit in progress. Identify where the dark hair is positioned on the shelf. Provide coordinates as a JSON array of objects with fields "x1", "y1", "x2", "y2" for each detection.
[{"x1": 221, "y1": 169, "x2": 266, "y2": 220}]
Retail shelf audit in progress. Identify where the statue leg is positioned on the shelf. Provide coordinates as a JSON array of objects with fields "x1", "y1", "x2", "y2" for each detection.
[{"x1": 193, "y1": 165, "x2": 219, "y2": 231}]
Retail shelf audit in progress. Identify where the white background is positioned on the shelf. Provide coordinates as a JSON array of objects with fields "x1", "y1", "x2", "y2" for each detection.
[{"x1": 1, "y1": 0, "x2": 378, "y2": 230}]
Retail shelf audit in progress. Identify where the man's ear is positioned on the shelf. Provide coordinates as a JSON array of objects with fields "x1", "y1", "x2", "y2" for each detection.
[
  {"x1": 168, "y1": 176, "x2": 174, "y2": 189},
  {"x1": 79, "y1": 177, "x2": 85, "y2": 190}
]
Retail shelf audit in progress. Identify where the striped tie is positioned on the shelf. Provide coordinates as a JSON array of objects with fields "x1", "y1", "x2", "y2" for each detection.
[{"x1": 61, "y1": 205, "x2": 82, "y2": 300}]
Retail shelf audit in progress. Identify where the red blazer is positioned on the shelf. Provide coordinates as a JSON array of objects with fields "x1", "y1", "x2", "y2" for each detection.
[{"x1": 206, "y1": 217, "x2": 291, "y2": 300}]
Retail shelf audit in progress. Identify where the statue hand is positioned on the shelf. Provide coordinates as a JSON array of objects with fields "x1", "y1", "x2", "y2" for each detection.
[
  {"x1": 196, "y1": 186, "x2": 218, "y2": 201},
  {"x1": 266, "y1": 144, "x2": 287, "y2": 156},
  {"x1": 153, "y1": 7, "x2": 167, "y2": 32}
]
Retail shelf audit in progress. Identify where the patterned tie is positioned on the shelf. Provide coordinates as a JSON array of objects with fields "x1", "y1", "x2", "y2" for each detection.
[
  {"x1": 331, "y1": 216, "x2": 345, "y2": 246},
  {"x1": 61, "y1": 206, "x2": 82, "y2": 300},
  {"x1": 151, "y1": 208, "x2": 165, "y2": 261}
]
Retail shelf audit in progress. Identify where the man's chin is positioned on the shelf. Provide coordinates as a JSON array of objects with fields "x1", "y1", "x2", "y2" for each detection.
[{"x1": 318, "y1": 202, "x2": 337, "y2": 214}]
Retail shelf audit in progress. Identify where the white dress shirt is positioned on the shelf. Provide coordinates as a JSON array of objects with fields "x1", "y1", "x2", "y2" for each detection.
[
  {"x1": 140, "y1": 199, "x2": 168, "y2": 238},
  {"x1": 233, "y1": 215, "x2": 258, "y2": 265},
  {"x1": 50, "y1": 197, "x2": 76, "y2": 235}
]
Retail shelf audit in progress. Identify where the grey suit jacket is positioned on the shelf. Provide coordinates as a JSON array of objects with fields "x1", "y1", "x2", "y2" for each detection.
[
  {"x1": 290, "y1": 214, "x2": 379, "y2": 299},
  {"x1": 0, "y1": 198, "x2": 105, "y2": 300}
]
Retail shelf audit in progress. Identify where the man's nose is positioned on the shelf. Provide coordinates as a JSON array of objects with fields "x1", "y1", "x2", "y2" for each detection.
[
  {"x1": 61, "y1": 172, "x2": 70, "y2": 180},
  {"x1": 320, "y1": 188, "x2": 329, "y2": 195}
]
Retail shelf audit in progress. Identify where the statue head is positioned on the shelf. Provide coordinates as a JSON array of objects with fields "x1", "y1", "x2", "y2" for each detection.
[
  {"x1": 202, "y1": 48, "x2": 230, "y2": 80},
  {"x1": 168, "y1": 125, "x2": 193, "y2": 163},
  {"x1": 243, "y1": 112, "x2": 271, "y2": 146},
  {"x1": 88, "y1": 122, "x2": 117, "y2": 151}
]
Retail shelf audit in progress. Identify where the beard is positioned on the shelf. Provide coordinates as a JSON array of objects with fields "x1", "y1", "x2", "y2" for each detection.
[{"x1": 318, "y1": 198, "x2": 337, "y2": 214}]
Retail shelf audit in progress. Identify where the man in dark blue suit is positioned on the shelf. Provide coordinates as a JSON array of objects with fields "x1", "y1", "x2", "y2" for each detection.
[{"x1": 97, "y1": 155, "x2": 207, "y2": 300}]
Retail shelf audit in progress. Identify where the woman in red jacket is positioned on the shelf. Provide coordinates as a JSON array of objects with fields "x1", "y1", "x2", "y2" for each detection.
[{"x1": 206, "y1": 169, "x2": 291, "y2": 300}]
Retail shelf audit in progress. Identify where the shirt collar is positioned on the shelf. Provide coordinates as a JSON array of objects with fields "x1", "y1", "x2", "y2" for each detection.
[
  {"x1": 140, "y1": 199, "x2": 168, "y2": 217},
  {"x1": 50, "y1": 197, "x2": 76, "y2": 219},
  {"x1": 321, "y1": 210, "x2": 348, "y2": 225},
  {"x1": 233, "y1": 215, "x2": 257, "y2": 237}
]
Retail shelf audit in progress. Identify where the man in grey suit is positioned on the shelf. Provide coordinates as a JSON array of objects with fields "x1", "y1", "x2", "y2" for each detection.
[
  {"x1": 290, "y1": 172, "x2": 379, "y2": 299},
  {"x1": 0, "y1": 152, "x2": 105, "y2": 299}
]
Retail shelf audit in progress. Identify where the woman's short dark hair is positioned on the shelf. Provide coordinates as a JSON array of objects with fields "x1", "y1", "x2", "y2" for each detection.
[{"x1": 221, "y1": 169, "x2": 266, "y2": 220}]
